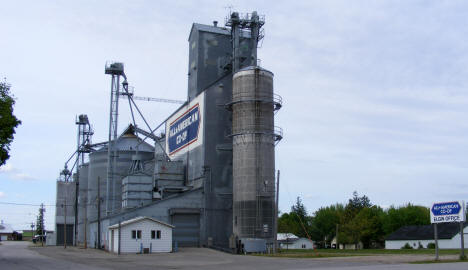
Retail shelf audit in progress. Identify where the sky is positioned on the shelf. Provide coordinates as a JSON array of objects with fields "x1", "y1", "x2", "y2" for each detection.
[{"x1": 1, "y1": 0, "x2": 468, "y2": 231}]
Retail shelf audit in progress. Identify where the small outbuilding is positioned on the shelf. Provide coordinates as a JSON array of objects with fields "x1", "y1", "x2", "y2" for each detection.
[
  {"x1": 108, "y1": 216, "x2": 174, "y2": 253},
  {"x1": 385, "y1": 222, "x2": 468, "y2": 249},
  {"x1": 0, "y1": 221, "x2": 14, "y2": 241},
  {"x1": 277, "y1": 233, "x2": 314, "y2": 249}
]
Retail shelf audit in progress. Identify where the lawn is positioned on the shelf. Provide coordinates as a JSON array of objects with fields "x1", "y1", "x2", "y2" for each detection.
[{"x1": 258, "y1": 248, "x2": 466, "y2": 258}]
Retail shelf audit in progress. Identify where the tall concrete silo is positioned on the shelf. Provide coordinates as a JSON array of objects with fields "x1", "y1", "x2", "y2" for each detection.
[{"x1": 232, "y1": 66, "x2": 280, "y2": 248}]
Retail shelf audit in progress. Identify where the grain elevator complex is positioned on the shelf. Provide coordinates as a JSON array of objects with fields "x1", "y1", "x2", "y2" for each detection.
[{"x1": 54, "y1": 11, "x2": 283, "y2": 253}]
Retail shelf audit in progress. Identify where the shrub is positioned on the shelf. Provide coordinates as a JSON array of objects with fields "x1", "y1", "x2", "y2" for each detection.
[
  {"x1": 427, "y1": 243, "x2": 435, "y2": 249},
  {"x1": 401, "y1": 243, "x2": 413, "y2": 249}
]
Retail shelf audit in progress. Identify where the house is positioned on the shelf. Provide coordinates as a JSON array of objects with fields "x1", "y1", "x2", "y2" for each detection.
[
  {"x1": 385, "y1": 222, "x2": 468, "y2": 249},
  {"x1": 0, "y1": 221, "x2": 14, "y2": 241},
  {"x1": 277, "y1": 233, "x2": 314, "y2": 249},
  {"x1": 108, "y1": 216, "x2": 174, "y2": 253},
  {"x1": 331, "y1": 236, "x2": 363, "y2": 250}
]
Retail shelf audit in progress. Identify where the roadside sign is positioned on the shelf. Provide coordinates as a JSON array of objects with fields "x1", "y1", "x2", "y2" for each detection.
[{"x1": 430, "y1": 201, "x2": 466, "y2": 224}]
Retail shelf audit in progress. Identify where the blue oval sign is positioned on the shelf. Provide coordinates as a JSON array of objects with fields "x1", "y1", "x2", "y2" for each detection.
[{"x1": 431, "y1": 201, "x2": 461, "y2": 216}]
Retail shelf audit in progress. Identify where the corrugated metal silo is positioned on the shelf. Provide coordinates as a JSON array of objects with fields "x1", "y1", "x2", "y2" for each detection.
[
  {"x1": 86, "y1": 127, "x2": 154, "y2": 222},
  {"x1": 232, "y1": 66, "x2": 276, "y2": 243},
  {"x1": 77, "y1": 163, "x2": 88, "y2": 245},
  {"x1": 87, "y1": 149, "x2": 107, "y2": 222}
]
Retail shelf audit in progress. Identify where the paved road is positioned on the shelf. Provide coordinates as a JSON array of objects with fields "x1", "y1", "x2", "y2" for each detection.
[
  {"x1": 1, "y1": 241, "x2": 468, "y2": 270},
  {"x1": 0, "y1": 241, "x2": 106, "y2": 270}
]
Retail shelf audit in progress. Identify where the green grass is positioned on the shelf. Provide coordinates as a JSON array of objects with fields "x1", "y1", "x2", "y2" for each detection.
[
  {"x1": 258, "y1": 252, "x2": 358, "y2": 258},
  {"x1": 257, "y1": 248, "x2": 467, "y2": 258},
  {"x1": 22, "y1": 232, "x2": 34, "y2": 237}
]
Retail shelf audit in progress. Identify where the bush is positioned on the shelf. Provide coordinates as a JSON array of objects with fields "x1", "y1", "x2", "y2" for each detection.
[
  {"x1": 427, "y1": 243, "x2": 435, "y2": 249},
  {"x1": 401, "y1": 243, "x2": 413, "y2": 249}
]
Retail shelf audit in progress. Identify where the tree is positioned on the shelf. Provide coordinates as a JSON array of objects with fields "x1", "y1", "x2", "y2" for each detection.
[
  {"x1": 345, "y1": 191, "x2": 372, "y2": 217},
  {"x1": 352, "y1": 206, "x2": 385, "y2": 248},
  {"x1": 382, "y1": 203, "x2": 430, "y2": 235},
  {"x1": 35, "y1": 204, "x2": 45, "y2": 236},
  {"x1": 310, "y1": 203, "x2": 344, "y2": 244},
  {"x1": 278, "y1": 213, "x2": 301, "y2": 235},
  {"x1": 339, "y1": 191, "x2": 380, "y2": 248},
  {"x1": 291, "y1": 196, "x2": 308, "y2": 220},
  {"x1": 290, "y1": 197, "x2": 313, "y2": 238},
  {"x1": 0, "y1": 80, "x2": 21, "y2": 166},
  {"x1": 277, "y1": 197, "x2": 313, "y2": 238}
]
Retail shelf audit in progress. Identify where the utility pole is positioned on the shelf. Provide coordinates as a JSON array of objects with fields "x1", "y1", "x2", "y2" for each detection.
[
  {"x1": 64, "y1": 200, "x2": 67, "y2": 249},
  {"x1": 30, "y1": 223, "x2": 34, "y2": 242},
  {"x1": 84, "y1": 207, "x2": 87, "y2": 249},
  {"x1": 118, "y1": 221, "x2": 121, "y2": 255},
  {"x1": 274, "y1": 170, "x2": 280, "y2": 253},
  {"x1": 40, "y1": 203, "x2": 45, "y2": 246},
  {"x1": 74, "y1": 172, "x2": 79, "y2": 247},
  {"x1": 336, "y1": 224, "x2": 339, "y2": 249},
  {"x1": 97, "y1": 176, "x2": 101, "y2": 249}
]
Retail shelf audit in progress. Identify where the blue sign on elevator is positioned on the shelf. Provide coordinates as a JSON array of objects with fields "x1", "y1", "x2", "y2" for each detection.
[{"x1": 168, "y1": 104, "x2": 200, "y2": 155}]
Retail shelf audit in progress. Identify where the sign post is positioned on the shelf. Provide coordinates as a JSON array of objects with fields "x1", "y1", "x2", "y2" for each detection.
[
  {"x1": 434, "y1": 223, "x2": 438, "y2": 261},
  {"x1": 460, "y1": 222, "x2": 465, "y2": 260},
  {"x1": 430, "y1": 201, "x2": 466, "y2": 261}
]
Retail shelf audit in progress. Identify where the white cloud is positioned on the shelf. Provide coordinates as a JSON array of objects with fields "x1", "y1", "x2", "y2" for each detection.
[
  {"x1": 11, "y1": 173, "x2": 37, "y2": 181},
  {"x1": 0, "y1": 163, "x2": 16, "y2": 173},
  {"x1": 0, "y1": 164, "x2": 38, "y2": 181},
  {"x1": 0, "y1": 191, "x2": 4, "y2": 198}
]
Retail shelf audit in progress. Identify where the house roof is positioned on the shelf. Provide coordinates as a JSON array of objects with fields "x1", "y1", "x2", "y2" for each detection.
[
  {"x1": 386, "y1": 222, "x2": 467, "y2": 241},
  {"x1": 277, "y1": 233, "x2": 299, "y2": 241},
  {"x1": 108, "y1": 216, "x2": 175, "y2": 229},
  {"x1": 0, "y1": 223, "x2": 14, "y2": 234}
]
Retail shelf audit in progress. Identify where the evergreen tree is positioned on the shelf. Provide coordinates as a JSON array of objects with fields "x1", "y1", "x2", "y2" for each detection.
[{"x1": 35, "y1": 204, "x2": 45, "y2": 236}]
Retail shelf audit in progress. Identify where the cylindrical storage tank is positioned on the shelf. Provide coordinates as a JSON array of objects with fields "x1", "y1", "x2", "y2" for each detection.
[
  {"x1": 232, "y1": 66, "x2": 276, "y2": 241},
  {"x1": 87, "y1": 149, "x2": 107, "y2": 224},
  {"x1": 86, "y1": 132, "x2": 154, "y2": 223},
  {"x1": 77, "y1": 163, "x2": 89, "y2": 245}
]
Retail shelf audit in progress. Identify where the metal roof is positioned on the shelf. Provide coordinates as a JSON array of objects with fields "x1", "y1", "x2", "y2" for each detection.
[
  {"x1": 188, "y1": 23, "x2": 251, "y2": 41},
  {"x1": 108, "y1": 216, "x2": 175, "y2": 229},
  {"x1": 0, "y1": 223, "x2": 14, "y2": 234},
  {"x1": 188, "y1": 23, "x2": 230, "y2": 41},
  {"x1": 96, "y1": 124, "x2": 154, "y2": 152},
  {"x1": 277, "y1": 233, "x2": 299, "y2": 241},
  {"x1": 386, "y1": 222, "x2": 467, "y2": 241}
]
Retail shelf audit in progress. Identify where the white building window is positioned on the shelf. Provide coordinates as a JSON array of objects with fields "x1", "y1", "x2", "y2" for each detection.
[
  {"x1": 151, "y1": 230, "x2": 161, "y2": 239},
  {"x1": 132, "y1": 230, "x2": 141, "y2": 239}
]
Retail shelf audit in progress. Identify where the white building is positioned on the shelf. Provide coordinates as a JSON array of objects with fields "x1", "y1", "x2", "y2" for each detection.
[
  {"x1": 385, "y1": 223, "x2": 468, "y2": 249},
  {"x1": 108, "y1": 216, "x2": 174, "y2": 253},
  {"x1": 0, "y1": 221, "x2": 14, "y2": 241},
  {"x1": 330, "y1": 237, "x2": 363, "y2": 250},
  {"x1": 277, "y1": 233, "x2": 314, "y2": 249}
]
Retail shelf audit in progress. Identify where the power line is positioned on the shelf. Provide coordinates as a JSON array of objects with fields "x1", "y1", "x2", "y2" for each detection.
[
  {"x1": 0, "y1": 201, "x2": 54, "y2": 206},
  {"x1": 0, "y1": 201, "x2": 97, "y2": 207}
]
